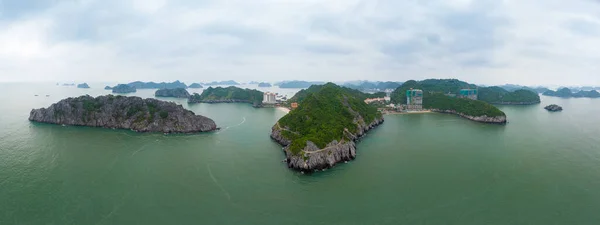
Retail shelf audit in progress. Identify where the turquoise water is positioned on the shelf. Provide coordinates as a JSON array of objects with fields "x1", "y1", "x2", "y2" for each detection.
[{"x1": 1, "y1": 83, "x2": 600, "y2": 224}]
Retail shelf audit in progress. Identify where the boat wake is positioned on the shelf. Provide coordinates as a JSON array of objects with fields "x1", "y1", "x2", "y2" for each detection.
[
  {"x1": 207, "y1": 164, "x2": 231, "y2": 200},
  {"x1": 216, "y1": 117, "x2": 246, "y2": 134}
]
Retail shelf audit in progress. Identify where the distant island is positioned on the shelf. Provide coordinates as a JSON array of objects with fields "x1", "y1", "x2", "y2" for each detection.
[
  {"x1": 203, "y1": 80, "x2": 240, "y2": 86},
  {"x1": 77, "y1": 83, "x2": 90, "y2": 89},
  {"x1": 188, "y1": 86, "x2": 263, "y2": 107},
  {"x1": 127, "y1": 81, "x2": 187, "y2": 89},
  {"x1": 155, "y1": 88, "x2": 190, "y2": 98},
  {"x1": 258, "y1": 82, "x2": 272, "y2": 87},
  {"x1": 62, "y1": 83, "x2": 75, "y2": 86},
  {"x1": 112, "y1": 84, "x2": 137, "y2": 94},
  {"x1": 545, "y1": 104, "x2": 563, "y2": 112},
  {"x1": 391, "y1": 79, "x2": 507, "y2": 124},
  {"x1": 188, "y1": 83, "x2": 203, "y2": 88},
  {"x1": 278, "y1": 81, "x2": 325, "y2": 89},
  {"x1": 271, "y1": 83, "x2": 383, "y2": 172},
  {"x1": 543, "y1": 88, "x2": 600, "y2": 98},
  {"x1": 478, "y1": 87, "x2": 540, "y2": 105},
  {"x1": 29, "y1": 95, "x2": 217, "y2": 133},
  {"x1": 343, "y1": 81, "x2": 402, "y2": 92},
  {"x1": 104, "y1": 86, "x2": 112, "y2": 90},
  {"x1": 497, "y1": 84, "x2": 550, "y2": 94}
]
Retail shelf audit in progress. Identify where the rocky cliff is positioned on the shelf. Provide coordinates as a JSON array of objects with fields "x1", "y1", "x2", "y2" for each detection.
[
  {"x1": 155, "y1": 88, "x2": 190, "y2": 98},
  {"x1": 431, "y1": 109, "x2": 507, "y2": 124},
  {"x1": 29, "y1": 95, "x2": 217, "y2": 133},
  {"x1": 271, "y1": 116, "x2": 384, "y2": 172}
]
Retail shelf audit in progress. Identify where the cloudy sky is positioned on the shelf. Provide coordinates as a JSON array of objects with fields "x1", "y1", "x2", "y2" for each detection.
[{"x1": 0, "y1": 0, "x2": 599, "y2": 86}]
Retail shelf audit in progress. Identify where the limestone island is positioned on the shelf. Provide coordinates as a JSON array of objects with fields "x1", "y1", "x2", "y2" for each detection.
[
  {"x1": 544, "y1": 104, "x2": 563, "y2": 112},
  {"x1": 271, "y1": 83, "x2": 384, "y2": 172},
  {"x1": 29, "y1": 95, "x2": 217, "y2": 133},
  {"x1": 104, "y1": 86, "x2": 112, "y2": 90},
  {"x1": 188, "y1": 83, "x2": 203, "y2": 88},
  {"x1": 155, "y1": 88, "x2": 190, "y2": 98},
  {"x1": 127, "y1": 80, "x2": 187, "y2": 89},
  {"x1": 188, "y1": 86, "x2": 264, "y2": 107},
  {"x1": 77, "y1": 83, "x2": 90, "y2": 89},
  {"x1": 258, "y1": 82, "x2": 272, "y2": 87},
  {"x1": 478, "y1": 87, "x2": 540, "y2": 105},
  {"x1": 391, "y1": 79, "x2": 507, "y2": 124},
  {"x1": 112, "y1": 84, "x2": 137, "y2": 94}
]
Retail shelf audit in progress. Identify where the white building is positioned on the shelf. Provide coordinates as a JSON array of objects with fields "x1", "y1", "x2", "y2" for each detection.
[{"x1": 263, "y1": 92, "x2": 277, "y2": 104}]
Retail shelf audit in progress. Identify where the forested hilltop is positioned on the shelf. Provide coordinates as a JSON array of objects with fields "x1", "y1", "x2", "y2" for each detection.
[
  {"x1": 287, "y1": 84, "x2": 385, "y2": 105},
  {"x1": 188, "y1": 86, "x2": 263, "y2": 106},
  {"x1": 390, "y1": 79, "x2": 506, "y2": 123},
  {"x1": 271, "y1": 83, "x2": 384, "y2": 172},
  {"x1": 478, "y1": 87, "x2": 540, "y2": 104}
]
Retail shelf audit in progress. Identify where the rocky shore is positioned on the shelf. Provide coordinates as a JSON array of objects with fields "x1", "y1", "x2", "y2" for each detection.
[
  {"x1": 29, "y1": 95, "x2": 217, "y2": 133},
  {"x1": 271, "y1": 116, "x2": 384, "y2": 173},
  {"x1": 431, "y1": 109, "x2": 507, "y2": 124}
]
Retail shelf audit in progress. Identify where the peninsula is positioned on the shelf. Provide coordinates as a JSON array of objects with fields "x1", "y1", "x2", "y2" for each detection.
[
  {"x1": 155, "y1": 88, "x2": 190, "y2": 98},
  {"x1": 391, "y1": 79, "x2": 507, "y2": 124},
  {"x1": 271, "y1": 83, "x2": 384, "y2": 172},
  {"x1": 188, "y1": 86, "x2": 263, "y2": 107},
  {"x1": 29, "y1": 95, "x2": 217, "y2": 133},
  {"x1": 543, "y1": 88, "x2": 600, "y2": 98}
]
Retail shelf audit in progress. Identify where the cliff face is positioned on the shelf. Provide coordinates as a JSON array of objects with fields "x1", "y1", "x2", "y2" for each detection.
[
  {"x1": 271, "y1": 114, "x2": 384, "y2": 172},
  {"x1": 29, "y1": 95, "x2": 217, "y2": 133},
  {"x1": 431, "y1": 109, "x2": 507, "y2": 124},
  {"x1": 155, "y1": 88, "x2": 190, "y2": 98}
]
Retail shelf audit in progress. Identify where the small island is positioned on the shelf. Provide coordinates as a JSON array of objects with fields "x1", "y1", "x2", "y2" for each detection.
[
  {"x1": 188, "y1": 86, "x2": 263, "y2": 107},
  {"x1": 203, "y1": 80, "x2": 240, "y2": 86},
  {"x1": 77, "y1": 83, "x2": 90, "y2": 89},
  {"x1": 155, "y1": 88, "x2": 190, "y2": 98},
  {"x1": 543, "y1": 88, "x2": 600, "y2": 98},
  {"x1": 104, "y1": 86, "x2": 112, "y2": 90},
  {"x1": 544, "y1": 104, "x2": 563, "y2": 112},
  {"x1": 127, "y1": 81, "x2": 187, "y2": 89},
  {"x1": 271, "y1": 83, "x2": 384, "y2": 172},
  {"x1": 189, "y1": 83, "x2": 203, "y2": 88},
  {"x1": 258, "y1": 82, "x2": 272, "y2": 87},
  {"x1": 29, "y1": 95, "x2": 217, "y2": 133},
  {"x1": 112, "y1": 84, "x2": 137, "y2": 94}
]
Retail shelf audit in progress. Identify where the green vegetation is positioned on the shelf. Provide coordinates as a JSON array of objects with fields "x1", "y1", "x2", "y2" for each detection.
[
  {"x1": 82, "y1": 99, "x2": 102, "y2": 112},
  {"x1": 391, "y1": 79, "x2": 476, "y2": 104},
  {"x1": 425, "y1": 94, "x2": 506, "y2": 117},
  {"x1": 478, "y1": 87, "x2": 540, "y2": 104},
  {"x1": 278, "y1": 83, "x2": 381, "y2": 155},
  {"x1": 543, "y1": 88, "x2": 600, "y2": 98},
  {"x1": 160, "y1": 111, "x2": 169, "y2": 119},
  {"x1": 189, "y1": 86, "x2": 263, "y2": 105},
  {"x1": 288, "y1": 84, "x2": 385, "y2": 105}
]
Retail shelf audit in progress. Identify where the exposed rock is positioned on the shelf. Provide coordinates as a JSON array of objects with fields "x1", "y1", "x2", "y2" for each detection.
[
  {"x1": 271, "y1": 117, "x2": 384, "y2": 172},
  {"x1": 431, "y1": 109, "x2": 507, "y2": 124},
  {"x1": 29, "y1": 95, "x2": 217, "y2": 133},
  {"x1": 112, "y1": 84, "x2": 136, "y2": 94},
  {"x1": 77, "y1": 83, "x2": 90, "y2": 89},
  {"x1": 544, "y1": 104, "x2": 563, "y2": 112},
  {"x1": 155, "y1": 88, "x2": 190, "y2": 98}
]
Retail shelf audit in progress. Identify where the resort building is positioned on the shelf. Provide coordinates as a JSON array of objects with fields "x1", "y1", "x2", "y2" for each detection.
[
  {"x1": 291, "y1": 102, "x2": 298, "y2": 110},
  {"x1": 406, "y1": 89, "x2": 423, "y2": 110},
  {"x1": 459, "y1": 89, "x2": 478, "y2": 100},
  {"x1": 263, "y1": 92, "x2": 277, "y2": 104}
]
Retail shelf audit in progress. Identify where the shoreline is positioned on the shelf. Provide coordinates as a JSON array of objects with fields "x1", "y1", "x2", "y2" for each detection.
[
  {"x1": 382, "y1": 110, "x2": 432, "y2": 115},
  {"x1": 276, "y1": 106, "x2": 290, "y2": 114}
]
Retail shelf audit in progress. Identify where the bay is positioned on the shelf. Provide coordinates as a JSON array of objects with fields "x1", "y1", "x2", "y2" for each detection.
[{"x1": 1, "y1": 83, "x2": 600, "y2": 224}]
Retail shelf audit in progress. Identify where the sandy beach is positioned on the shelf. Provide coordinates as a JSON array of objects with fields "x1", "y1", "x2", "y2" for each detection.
[{"x1": 276, "y1": 107, "x2": 291, "y2": 114}]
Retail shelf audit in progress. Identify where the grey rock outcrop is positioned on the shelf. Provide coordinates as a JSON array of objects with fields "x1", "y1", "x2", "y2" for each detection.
[
  {"x1": 112, "y1": 84, "x2": 136, "y2": 94},
  {"x1": 431, "y1": 109, "x2": 507, "y2": 124},
  {"x1": 29, "y1": 95, "x2": 217, "y2": 133},
  {"x1": 155, "y1": 88, "x2": 190, "y2": 98},
  {"x1": 271, "y1": 116, "x2": 384, "y2": 172},
  {"x1": 544, "y1": 104, "x2": 563, "y2": 112}
]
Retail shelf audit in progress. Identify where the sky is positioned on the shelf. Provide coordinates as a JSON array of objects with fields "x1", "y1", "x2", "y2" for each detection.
[{"x1": 0, "y1": 0, "x2": 599, "y2": 86}]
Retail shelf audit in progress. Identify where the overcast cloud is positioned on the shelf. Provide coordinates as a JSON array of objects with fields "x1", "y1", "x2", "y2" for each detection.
[{"x1": 0, "y1": 0, "x2": 599, "y2": 86}]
